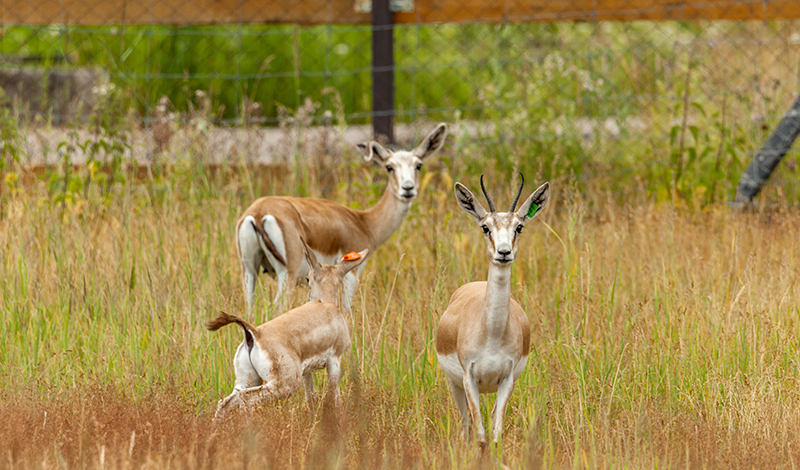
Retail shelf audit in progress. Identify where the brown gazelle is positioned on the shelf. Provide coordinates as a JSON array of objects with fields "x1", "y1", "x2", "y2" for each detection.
[
  {"x1": 236, "y1": 123, "x2": 448, "y2": 314},
  {"x1": 436, "y1": 174, "x2": 549, "y2": 445},
  {"x1": 207, "y1": 245, "x2": 369, "y2": 419}
]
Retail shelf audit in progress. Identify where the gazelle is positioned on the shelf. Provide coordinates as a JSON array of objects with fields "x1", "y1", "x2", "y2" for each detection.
[
  {"x1": 236, "y1": 123, "x2": 448, "y2": 315},
  {"x1": 207, "y1": 246, "x2": 369, "y2": 419},
  {"x1": 436, "y1": 174, "x2": 550, "y2": 444}
]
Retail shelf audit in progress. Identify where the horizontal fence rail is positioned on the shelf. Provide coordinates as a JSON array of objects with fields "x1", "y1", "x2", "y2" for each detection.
[{"x1": 6, "y1": 0, "x2": 800, "y2": 25}]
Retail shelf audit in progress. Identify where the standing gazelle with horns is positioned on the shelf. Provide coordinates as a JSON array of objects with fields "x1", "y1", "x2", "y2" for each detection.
[
  {"x1": 237, "y1": 123, "x2": 448, "y2": 315},
  {"x1": 436, "y1": 174, "x2": 550, "y2": 445}
]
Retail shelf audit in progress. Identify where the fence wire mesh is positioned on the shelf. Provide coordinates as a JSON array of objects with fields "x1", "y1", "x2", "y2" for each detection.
[{"x1": 2, "y1": 1, "x2": 800, "y2": 201}]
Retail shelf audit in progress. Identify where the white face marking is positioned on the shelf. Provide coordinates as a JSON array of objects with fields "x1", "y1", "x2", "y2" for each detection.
[
  {"x1": 384, "y1": 150, "x2": 423, "y2": 202},
  {"x1": 480, "y1": 212, "x2": 526, "y2": 265}
]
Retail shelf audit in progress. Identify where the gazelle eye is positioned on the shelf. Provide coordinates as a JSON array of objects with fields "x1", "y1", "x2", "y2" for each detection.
[
  {"x1": 386, "y1": 165, "x2": 394, "y2": 173},
  {"x1": 481, "y1": 225, "x2": 490, "y2": 234},
  {"x1": 415, "y1": 163, "x2": 422, "y2": 171},
  {"x1": 515, "y1": 225, "x2": 523, "y2": 234}
]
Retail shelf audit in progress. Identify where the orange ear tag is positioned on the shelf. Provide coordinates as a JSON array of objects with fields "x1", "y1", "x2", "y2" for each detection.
[{"x1": 342, "y1": 252, "x2": 361, "y2": 261}]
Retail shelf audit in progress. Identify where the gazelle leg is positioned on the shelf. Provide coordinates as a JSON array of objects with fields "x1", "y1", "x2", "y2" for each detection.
[
  {"x1": 243, "y1": 267, "x2": 257, "y2": 312},
  {"x1": 490, "y1": 365, "x2": 516, "y2": 444},
  {"x1": 302, "y1": 371, "x2": 318, "y2": 422},
  {"x1": 464, "y1": 361, "x2": 486, "y2": 444},
  {"x1": 448, "y1": 379, "x2": 470, "y2": 439},
  {"x1": 261, "y1": 215, "x2": 290, "y2": 315},
  {"x1": 326, "y1": 357, "x2": 342, "y2": 407},
  {"x1": 272, "y1": 267, "x2": 289, "y2": 314},
  {"x1": 214, "y1": 378, "x2": 297, "y2": 421},
  {"x1": 303, "y1": 371, "x2": 316, "y2": 408},
  {"x1": 215, "y1": 389, "x2": 243, "y2": 421},
  {"x1": 341, "y1": 272, "x2": 359, "y2": 314},
  {"x1": 237, "y1": 217, "x2": 262, "y2": 313}
]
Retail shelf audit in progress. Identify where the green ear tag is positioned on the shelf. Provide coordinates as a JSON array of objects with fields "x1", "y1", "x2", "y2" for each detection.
[{"x1": 526, "y1": 202, "x2": 539, "y2": 218}]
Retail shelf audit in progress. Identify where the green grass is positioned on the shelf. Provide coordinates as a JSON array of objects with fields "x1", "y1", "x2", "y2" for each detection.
[
  {"x1": 3, "y1": 20, "x2": 799, "y2": 129},
  {"x1": 1, "y1": 18, "x2": 800, "y2": 467},
  {"x1": 2, "y1": 148, "x2": 800, "y2": 467}
]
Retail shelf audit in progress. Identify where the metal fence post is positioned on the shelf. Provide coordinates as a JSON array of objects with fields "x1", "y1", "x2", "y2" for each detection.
[
  {"x1": 372, "y1": 0, "x2": 394, "y2": 142},
  {"x1": 732, "y1": 94, "x2": 800, "y2": 206}
]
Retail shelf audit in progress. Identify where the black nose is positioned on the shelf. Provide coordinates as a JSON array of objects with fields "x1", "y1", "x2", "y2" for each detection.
[
  {"x1": 498, "y1": 249, "x2": 511, "y2": 256},
  {"x1": 402, "y1": 183, "x2": 414, "y2": 191}
]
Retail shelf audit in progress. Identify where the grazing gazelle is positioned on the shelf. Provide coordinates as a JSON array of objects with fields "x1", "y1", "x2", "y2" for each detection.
[
  {"x1": 436, "y1": 174, "x2": 550, "y2": 445},
  {"x1": 207, "y1": 246, "x2": 369, "y2": 419},
  {"x1": 237, "y1": 123, "x2": 448, "y2": 314}
]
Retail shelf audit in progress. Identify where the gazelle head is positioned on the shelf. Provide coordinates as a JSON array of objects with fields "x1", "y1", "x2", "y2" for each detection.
[
  {"x1": 454, "y1": 174, "x2": 550, "y2": 266},
  {"x1": 304, "y1": 245, "x2": 370, "y2": 305},
  {"x1": 358, "y1": 123, "x2": 448, "y2": 203}
]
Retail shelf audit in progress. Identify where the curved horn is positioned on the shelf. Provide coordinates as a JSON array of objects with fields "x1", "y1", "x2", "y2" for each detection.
[
  {"x1": 509, "y1": 171, "x2": 524, "y2": 212},
  {"x1": 480, "y1": 174, "x2": 496, "y2": 213}
]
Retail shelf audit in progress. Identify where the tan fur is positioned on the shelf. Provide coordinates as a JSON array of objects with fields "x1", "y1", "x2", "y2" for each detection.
[
  {"x1": 238, "y1": 195, "x2": 379, "y2": 258},
  {"x1": 210, "y1": 247, "x2": 369, "y2": 420},
  {"x1": 436, "y1": 177, "x2": 549, "y2": 445},
  {"x1": 237, "y1": 123, "x2": 448, "y2": 313},
  {"x1": 436, "y1": 281, "x2": 530, "y2": 363},
  {"x1": 250, "y1": 217, "x2": 285, "y2": 265},
  {"x1": 206, "y1": 311, "x2": 257, "y2": 333},
  {"x1": 251, "y1": 300, "x2": 349, "y2": 368}
]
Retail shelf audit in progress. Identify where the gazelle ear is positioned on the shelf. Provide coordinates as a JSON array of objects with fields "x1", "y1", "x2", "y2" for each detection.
[
  {"x1": 358, "y1": 141, "x2": 391, "y2": 164},
  {"x1": 337, "y1": 249, "x2": 370, "y2": 277},
  {"x1": 517, "y1": 182, "x2": 550, "y2": 222},
  {"x1": 413, "y1": 123, "x2": 448, "y2": 160},
  {"x1": 301, "y1": 238, "x2": 322, "y2": 272},
  {"x1": 454, "y1": 182, "x2": 487, "y2": 223}
]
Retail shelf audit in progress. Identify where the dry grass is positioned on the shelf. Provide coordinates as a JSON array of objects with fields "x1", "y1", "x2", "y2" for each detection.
[{"x1": 2, "y1": 158, "x2": 800, "y2": 469}]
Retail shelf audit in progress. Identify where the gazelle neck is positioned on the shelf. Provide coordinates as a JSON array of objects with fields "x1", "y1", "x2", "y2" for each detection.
[
  {"x1": 482, "y1": 262, "x2": 512, "y2": 342},
  {"x1": 362, "y1": 185, "x2": 411, "y2": 247}
]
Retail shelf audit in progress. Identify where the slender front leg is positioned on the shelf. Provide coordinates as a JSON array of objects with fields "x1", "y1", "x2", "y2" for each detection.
[
  {"x1": 303, "y1": 370, "x2": 317, "y2": 418},
  {"x1": 447, "y1": 379, "x2": 470, "y2": 439},
  {"x1": 464, "y1": 361, "x2": 486, "y2": 444},
  {"x1": 326, "y1": 357, "x2": 342, "y2": 407},
  {"x1": 214, "y1": 381, "x2": 288, "y2": 420},
  {"x1": 341, "y1": 272, "x2": 359, "y2": 314},
  {"x1": 490, "y1": 366, "x2": 516, "y2": 444},
  {"x1": 214, "y1": 389, "x2": 244, "y2": 421},
  {"x1": 303, "y1": 371, "x2": 316, "y2": 404}
]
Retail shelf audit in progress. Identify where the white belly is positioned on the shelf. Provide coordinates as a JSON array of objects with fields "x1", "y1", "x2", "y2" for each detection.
[
  {"x1": 438, "y1": 352, "x2": 528, "y2": 393},
  {"x1": 437, "y1": 352, "x2": 464, "y2": 385}
]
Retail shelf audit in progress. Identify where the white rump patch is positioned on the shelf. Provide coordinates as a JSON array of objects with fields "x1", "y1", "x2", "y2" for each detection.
[{"x1": 261, "y1": 215, "x2": 286, "y2": 266}]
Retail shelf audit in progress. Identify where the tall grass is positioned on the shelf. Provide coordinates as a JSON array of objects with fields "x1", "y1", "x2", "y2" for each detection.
[{"x1": 2, "y1": 144, "x2": 800, "y2": 467}]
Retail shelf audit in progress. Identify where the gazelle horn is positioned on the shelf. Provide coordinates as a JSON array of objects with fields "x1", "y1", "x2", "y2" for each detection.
[
  {"x1": 480, "y1": 174, "x2": 495, "y2": 213},
  {"x1": 509, "y1": 171, "x2": 524, "y2": 212}
]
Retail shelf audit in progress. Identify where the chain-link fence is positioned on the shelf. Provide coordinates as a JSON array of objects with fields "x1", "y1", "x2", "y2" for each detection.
[{"x1": 3, "y1": 1, "x2": 800, "y2": 201}]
